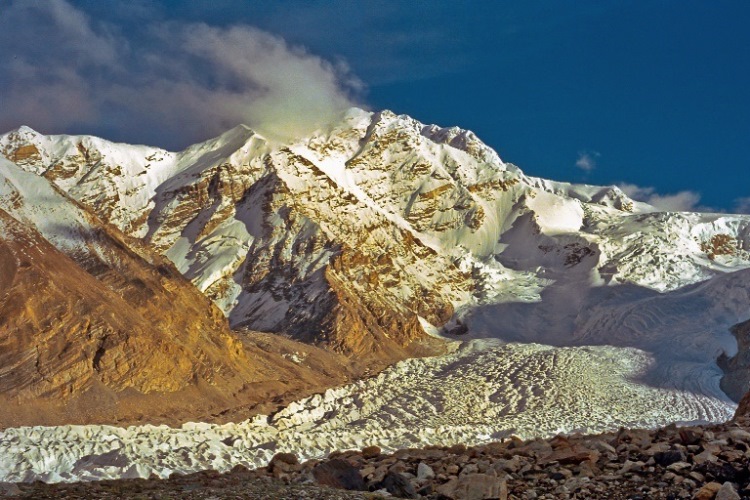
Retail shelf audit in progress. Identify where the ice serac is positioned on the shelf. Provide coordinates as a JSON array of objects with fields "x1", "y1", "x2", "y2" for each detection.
[
  {"x1": 3, "y1": 110, "x2": 750, "y2": 372},
  {"x1": 0, "y1": 157, "x2": 357, "y2": 428}
]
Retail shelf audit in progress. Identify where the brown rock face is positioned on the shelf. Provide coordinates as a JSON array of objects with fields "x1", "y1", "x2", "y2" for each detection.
[
  {"x1": 317, "y1": 246, "x2": 448, "y2": 365},
  {"x1": 0, "y1": 209, "x2": 236, "y2": 392},
  {"x1": 8, "y1": 143, "x2": 40, "y2": 163},
  {"x1": 0, "y1": 152, "x2": 370, "y2": 428}
]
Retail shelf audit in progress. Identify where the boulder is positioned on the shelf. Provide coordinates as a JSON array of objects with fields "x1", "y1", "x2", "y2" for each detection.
[
  {"x1": 679, "y1": 428, "x2": 703, "y2": 446},
  {"x1": 312, "y1": 459, "x2": 366, "y2": 491},
  {"x1": 698, "y1": 461, "x2": 744, "y2": 484},
  {"x1": 727, "y1": 429, "x2": 750, "y2": 443},
  {"x1": 376, "y1": 471, "x2": 418, "y2": 499},
  {"x1": 417, "y1": 462, "x2": 435, "y2": 480},
  {"x1": 436, "y1": 477, "x2": 460, "y2": 498},
  {"x1": 654, "y1": 450, "x2": 686, "y2": 467},
  {"x1": 539, "y1": 444, "x2": 600, "y2": 465},
  {"x1": 693, "y1": 482, "x2": 721, "y2": 500},
  {"x1": 666, "y1": 461, "x2": 691, "y2": 472},
  {"x1": 362, "y1": 445, "x2": 382, "y2": 459},
  {"x1": 438, "y1": 471, "x2": 508, "y2": 500},
  {"x1": 693, "y1": 450, "x2": 718, "y2": 465},
  {"x1": 268, "y1": 452, "x2": 299, "y2": 474},
  {"x1": 716, "y1": 481, "x2": 741, "y2": 500}
]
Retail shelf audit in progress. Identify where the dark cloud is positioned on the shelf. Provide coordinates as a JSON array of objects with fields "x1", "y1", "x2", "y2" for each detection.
[{"x1": 0, "y1": 0, "x2": 362, "y2": 149}]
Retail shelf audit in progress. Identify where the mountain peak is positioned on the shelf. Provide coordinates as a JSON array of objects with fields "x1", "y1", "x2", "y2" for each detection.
[
  {"x1": 231, "y1": 123, "x2": 253, "y2": 132},
  {"x1": 16, "y1": 125, "x2": 39, "y2": 135},
  {"x1": 219, "y1": 123, "x2": 256, "y2": 139},
  {"x1": 2, "y1": 125, "x2": 41, "y2": 141},
  {"x1": 194, "y1": 123, "x2": 259, "y2": 151}
]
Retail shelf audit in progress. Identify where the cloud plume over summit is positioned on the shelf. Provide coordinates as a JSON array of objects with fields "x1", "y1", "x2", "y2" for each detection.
[{"x1": 0, "y1": 0, "x2": 362, "y2": 148}]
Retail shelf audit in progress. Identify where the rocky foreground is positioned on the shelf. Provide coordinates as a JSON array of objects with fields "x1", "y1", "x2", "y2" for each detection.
[{"x1": 7, "y1": 418, "x2": 750, "y2": 499}]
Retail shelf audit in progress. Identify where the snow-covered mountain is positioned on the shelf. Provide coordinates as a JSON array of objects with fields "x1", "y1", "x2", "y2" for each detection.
[
  {"x1": 0, "y1": 155, "x2": 360, "y2": 427},
  {"x1": 3, "y1": 109, "x2": 749, "y2": 364},
  {"x1": 3, "y1": 109, "x2": 750, "y2": 481}
]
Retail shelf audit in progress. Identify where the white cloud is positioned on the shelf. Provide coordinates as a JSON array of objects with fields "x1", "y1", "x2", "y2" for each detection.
[
  {"x1": 0, "y1": 0, "x2": 363, "y2": 148},
  {"x1": 575, "y1": 151, "x2": 599, "y2": 171},
  {"x1": 618, "y1": 183, "x2": 702, "y2": 212}
]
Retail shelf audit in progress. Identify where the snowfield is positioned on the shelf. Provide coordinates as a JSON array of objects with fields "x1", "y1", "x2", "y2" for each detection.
[{"x1": 0, "y1": 339, "x2": 736, "y2": 483}]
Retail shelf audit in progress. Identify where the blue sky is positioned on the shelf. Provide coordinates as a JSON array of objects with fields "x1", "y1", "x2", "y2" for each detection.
[{"x1": 2, "y1": 1, "x2": 748, "y2": 212}]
